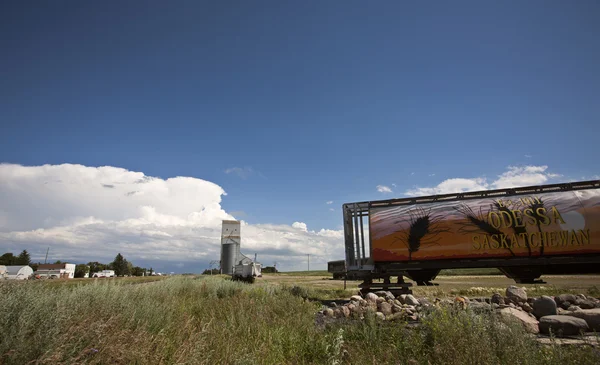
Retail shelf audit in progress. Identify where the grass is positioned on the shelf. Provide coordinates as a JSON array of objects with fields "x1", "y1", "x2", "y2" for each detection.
[{"x1": 1, "y1": 276, "x2": 599, "y2": 364}]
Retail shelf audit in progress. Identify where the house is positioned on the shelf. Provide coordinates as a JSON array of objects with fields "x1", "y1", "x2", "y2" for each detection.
[
  {"x1": 35, "y1": 263, "x2": 76, "y2": 279},
  {"x1": 6, "y1": 265, "x2": 34, "y2": 280}
]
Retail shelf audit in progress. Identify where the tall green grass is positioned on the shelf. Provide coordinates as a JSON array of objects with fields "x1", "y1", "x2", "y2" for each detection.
[{"x1": 0, "y1": 277, "x2": 598, "y2": 364}]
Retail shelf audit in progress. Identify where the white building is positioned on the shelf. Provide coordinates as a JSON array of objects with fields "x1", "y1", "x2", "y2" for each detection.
[
  {"x1": 6, "y1": 265, "x2": 34, "y2": 280},
  {"x1": 35, "y1": 263, "x2": 76, "y2": 279}
]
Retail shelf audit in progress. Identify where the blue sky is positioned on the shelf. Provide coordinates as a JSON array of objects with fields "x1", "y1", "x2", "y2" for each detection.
[{"x1": 1, "y1": 1, "x2": 599, "y2": 271}]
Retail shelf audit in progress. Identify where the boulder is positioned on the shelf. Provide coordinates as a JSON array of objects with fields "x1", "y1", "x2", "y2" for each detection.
[
  {"x1": 350, "y1": 295, "x2": 363, "y2": 302},
  {"x1": 374, "y1": 290, "x2": 388, "y2": 297},
  {"x1": 555, "y1": 294, "x2": 577, "y2": 308},
  {"x1": 560, "y1": 301, "x2": 573, "y2": 310},
  {"x1": 404, "y1": 294, "x2": 420, "y2": 306},
  {"x1": 533, "y1": 296, "x2": 557, "y2": 319},
  {"x1": 539, "y1": 315, "x2": 589, "y2": 336},
  {"x1": 394, "y1": 299, "x2": 402, "y2": 306},
  {"x1": 499, "y1": 307, "x2": 539, "y2": 334},
  {"x1": 399, "y1": 294, "x2": 408, "y2": 304},
  {"x1": 350, "y1": 304, "x2": 363, "y2": 315},
  {"x1": 392, "y1": 304, "x2": 403, "y2": 313},
  {"x1": 384, "y1": 291, "x2": 396, "y2": 301},
  {"x1": 563, "y1": 308, "x2": 600, "y2": 331},
  {"x1": 567, "y1": 306, "x2": 582, "y2": 312},
  {"x1": 324, "y1": 308, "x2": 334, "y2": 317},
  {"x1": 521, "y1": 303, "x2": 533, "y2": 313},
  {"x1": 378, "y1": 302, "x2": 393, "y2": 316},
  {"x1": 491, "y1": 293, "x2": 504, "y2": 305},
  {"x1": 506, "y1": 286, "x2": 527, "y2": 303},
  {"x1": 376, "y1": 312, "x2": 385, "y2": 320},
  {"x1": 376, "y1": 297, "x2": 385, "y2": 304},
  {"x1": 576, "y1": 299, "x2": 597, "y2": 310},
  {"x1": 340, "y1": 306, "x2": 350, "y2": 318},
  {"x1": 365, "y1": 292, "x2": 379, "y2": 303}
]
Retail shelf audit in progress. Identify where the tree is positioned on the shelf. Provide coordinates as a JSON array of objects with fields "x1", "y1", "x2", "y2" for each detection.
[
  {"x1": 262, "y1": 266, "x2": 278, "y2": 274},
  {"x1": 0, "y1": 253, "x2": 16, "y2": 265},
  {"x1": 87, "y1": 261, "x2": 107, "y2": 275},
  {"x1": 131, "y1": 266, "x2": 146, "y2": 276},
  {"x1": 74, "y1": 264, "x2": 89, "y2": 278},
  {"x1": 111, "y1": 253, "x2": 130, "y2": 277},
  {"x1": 17, "y1": 250, "x2": 31, "y2": 265}
]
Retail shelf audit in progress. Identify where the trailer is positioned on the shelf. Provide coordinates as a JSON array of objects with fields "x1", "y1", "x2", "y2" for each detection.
[
  {"x1": 342, "y1": 180, "x2": 600, "y2": 296},
  {"x1": 327, "y1": 259, "x2": 360, "y2": 280}
]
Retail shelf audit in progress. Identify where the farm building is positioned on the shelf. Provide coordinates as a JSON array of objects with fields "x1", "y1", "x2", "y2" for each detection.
[
  {"x1": 35, "y1": 263, "x2": 76, "y2": 279},
  {"x1": 0, "y1": 265, "x2": 7, "y2": 279},
  {"x1": 6, "y1": 265, "x2": 34, "y2": 280}
]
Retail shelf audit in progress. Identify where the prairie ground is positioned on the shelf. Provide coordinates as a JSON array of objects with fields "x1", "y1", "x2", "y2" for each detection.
[
  {"x1": 260, "y1": 272, "x2": 600, "y2": 299},
  {"x1": 1, "y1": 274, "x2": 599, "y2": 364}
]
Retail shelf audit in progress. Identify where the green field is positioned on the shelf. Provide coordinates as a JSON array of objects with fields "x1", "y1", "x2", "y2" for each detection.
[{"x1": 1, "y1": 275, "x2": 600, "y2": 364}]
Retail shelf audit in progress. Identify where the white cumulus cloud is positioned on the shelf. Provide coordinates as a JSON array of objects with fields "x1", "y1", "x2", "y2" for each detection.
[
  {"x1": 0, "y1": 164, "x2": 343, "y2": 271},
  {"x1": 376, "y1": 185, "x2": 393, "y2": 193},
  {"x1": 405, "y1": 165, "x2": 563, "y2": 197},
  {"x1": 326, "y1": 201, "x2": 333, "y2": 205}
]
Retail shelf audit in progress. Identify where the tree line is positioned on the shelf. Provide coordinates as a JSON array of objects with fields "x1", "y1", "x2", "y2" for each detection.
[{"x1": 0, "y1": 251, "x2": 153, "y2": 278}]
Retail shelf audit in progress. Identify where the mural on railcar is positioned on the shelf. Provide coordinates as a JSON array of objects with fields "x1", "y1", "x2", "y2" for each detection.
[{"x1": 370, "y1": 190, "x2": 600, "y2": 261}]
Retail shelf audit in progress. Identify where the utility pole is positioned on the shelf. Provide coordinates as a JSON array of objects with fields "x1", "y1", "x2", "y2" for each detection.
[
  {"x1": 307, "y1": 254, "x2": 310, "y2": 272},
  {"x1": 44, "y1": 247, "x2": 49, "y2": 264}
]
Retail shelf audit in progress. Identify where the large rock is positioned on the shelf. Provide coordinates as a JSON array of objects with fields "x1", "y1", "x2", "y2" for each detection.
[
  {"x1": 521, "y1": 303, "x2": 533, "y2": 313},
  {"x1": 375, "y1": 312, "x2": 385, "y2": 320},
  {"x1": 365, "y1": 292, "x2": 379, "y2": 303},
  {"x1": 575, "y1": 299, "x2": 597, "y2": 310},
  {"x1": 350, "y1": 295, "x2": 363, "y2": 302},
  {"x1": 491, "y1": 293, "x2": 505, "y2": 305},
  {"x1": 404, "y1": 294, "x2": 420, "y2": 306},
  {"x1": 324, "y1": 308, "x2": 334, "y2": 317},
  {"x1": 555, "y1": 294, "x2": 577, "y2": 308},
  {"x1": 376, "y1": 297, "x2": 385, "y2": 304},
  {"x1": 499, "y1": 307, "x2": 539, "y2": 334},
  {"x1": 533, "y1": 296, "x2": 557, "y2": 319},
  {"x1": 340, "y1": 305, "x2": 350, "y2": 318},
  {"x1": 563, "y1": 308, "x2": 600, "y2": 331},
  {"x1": 539, "y1": 315, "x2": 589, "y2": 336},
  {"x1": 506, "y1": 286, "x2": 527, "y2": 303},
  {"x1": 378, "y1": 302, "x2": 393, "y2": 316}
]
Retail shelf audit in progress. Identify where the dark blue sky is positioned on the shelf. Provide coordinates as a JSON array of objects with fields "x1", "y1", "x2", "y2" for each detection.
[{"x1": 2, "y1": 0, "x2": 599, "y2": 232}]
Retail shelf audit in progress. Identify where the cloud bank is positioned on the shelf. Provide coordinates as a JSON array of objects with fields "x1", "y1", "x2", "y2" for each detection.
[
  {"x1": 405, "y1": 165, "x2": 563, "y2": 196},
  {"x1": 0, "y1": 164, "x2": 343, "y2": 271}
]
